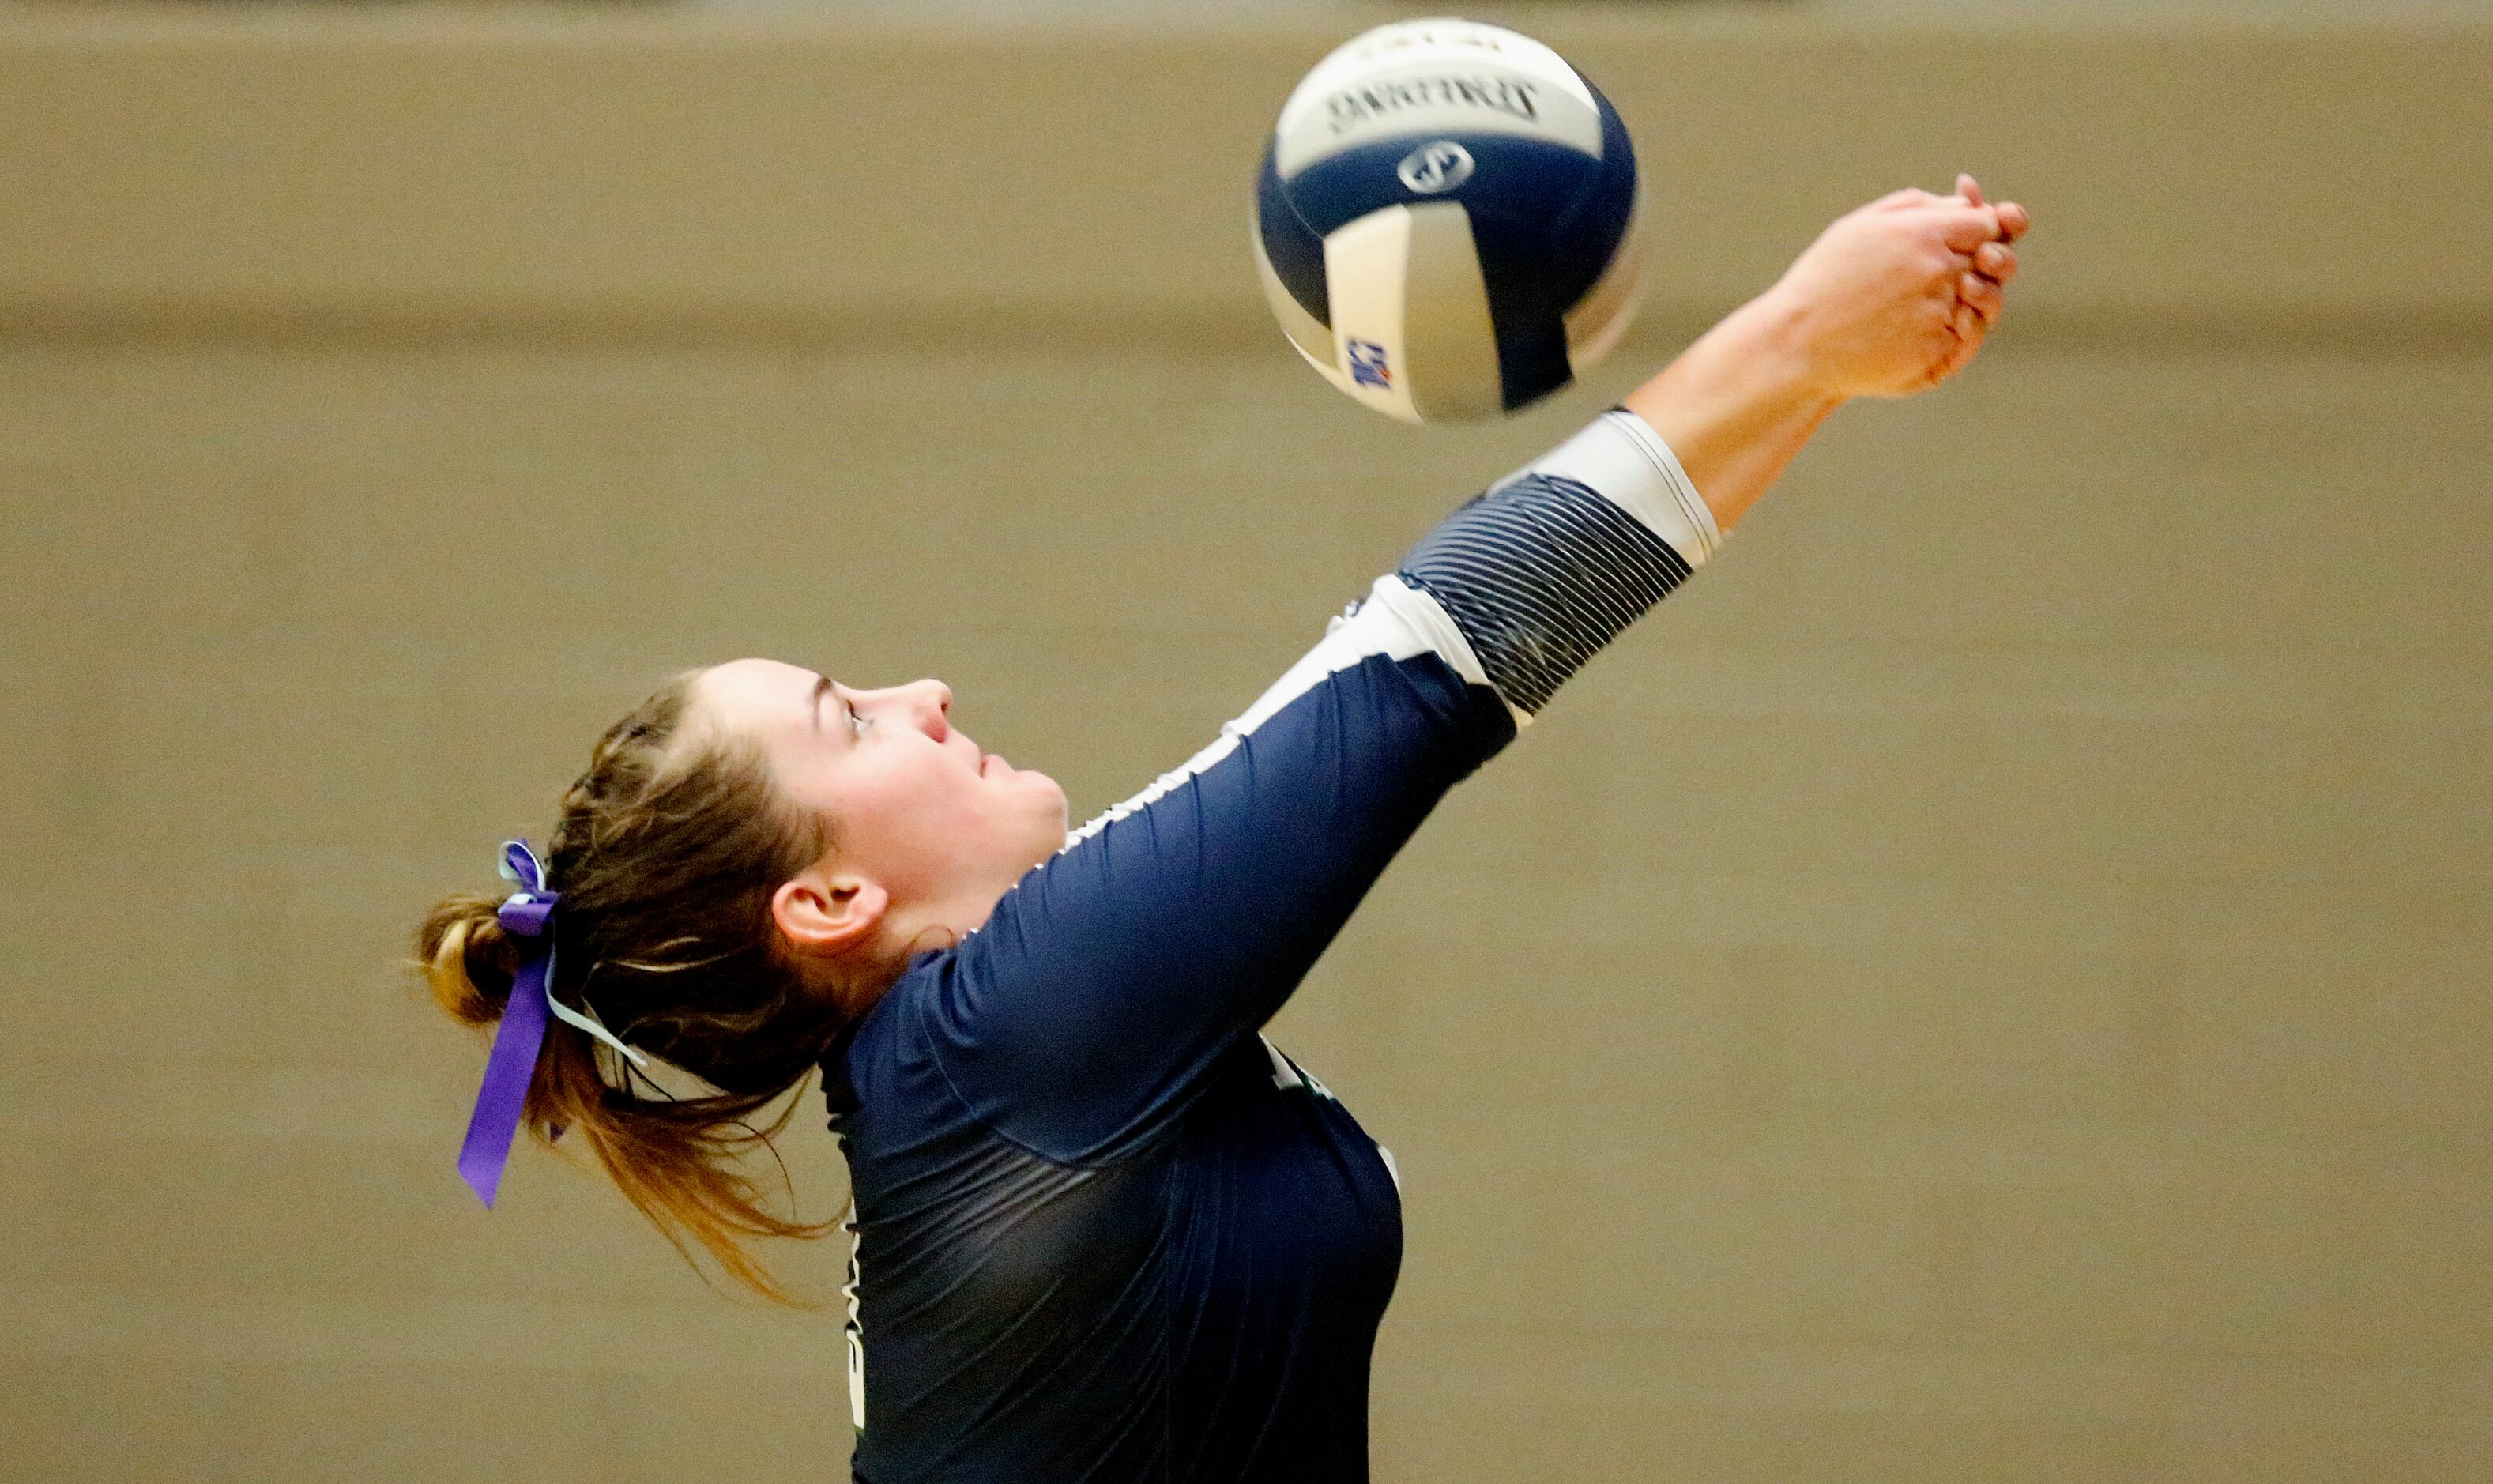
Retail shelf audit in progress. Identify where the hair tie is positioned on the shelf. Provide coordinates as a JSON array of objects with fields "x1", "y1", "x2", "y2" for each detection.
[{"x1": 454, "y1": 839, "x2": 649, "y2": 1209}]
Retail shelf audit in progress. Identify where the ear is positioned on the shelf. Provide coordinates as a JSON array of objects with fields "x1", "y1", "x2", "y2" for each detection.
[{"x1": 771, "y1": 864, "x2": 889, "y2": 960}]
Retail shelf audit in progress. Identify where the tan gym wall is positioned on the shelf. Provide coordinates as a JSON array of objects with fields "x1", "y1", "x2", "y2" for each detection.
[{"x1": 3, "y1": 4, "x2": 2489, "y2": 1480}]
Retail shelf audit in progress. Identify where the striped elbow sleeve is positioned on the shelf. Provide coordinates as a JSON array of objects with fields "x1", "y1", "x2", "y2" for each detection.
[{"x1": 1395, "y1": 409, "x2": 1719, "y2": 716}]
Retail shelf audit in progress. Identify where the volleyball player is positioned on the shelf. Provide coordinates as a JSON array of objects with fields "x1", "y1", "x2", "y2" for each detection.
[{"x1": 422, "y1": 177, "x2": 2027, "y2": 1482}]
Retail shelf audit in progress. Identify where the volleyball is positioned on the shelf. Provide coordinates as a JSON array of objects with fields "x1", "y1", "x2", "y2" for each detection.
[{"x1": 1252, "y1": 18, "x2": 1644, "y2": 424}]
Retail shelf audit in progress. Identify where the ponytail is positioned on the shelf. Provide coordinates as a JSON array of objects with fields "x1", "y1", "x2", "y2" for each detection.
[
  {"x1": 420, "y1": 894, "x2": 516, "y2": 1026},
  {"x1": 416, "y1": 672, "x2": 861, "y2": 1306}
]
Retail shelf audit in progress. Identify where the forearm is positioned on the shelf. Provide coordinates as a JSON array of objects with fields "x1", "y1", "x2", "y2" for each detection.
[{"x1": 1619, "y1": 288, "x2": 1843, "y2": 535}]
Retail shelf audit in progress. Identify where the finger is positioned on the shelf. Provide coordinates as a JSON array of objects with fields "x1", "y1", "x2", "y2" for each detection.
[
  {"x1": 1945, "y1": 337, "x2": 1982, "y2": 385},
  {"x1": 1933, "y1": 204, "x2": 2007, "y2": 251},
  {"x1": 1920, "y1": 341, "x2": 1964, "y2": 393},
  {"x1": 1994, "y1": 200, "x2": 2032, "y2": 243},
  {"x1": 1955, "y1": 322, "x2": 1987, "y2": 374},
  {"x1": 1959, "y1": 271, "x2": 2005, "y2": 323},
  {"x1": 1934, "y1": 318, "x2": 1985, "y2": 386},
  {"x1": 1973, "y1": 241, "x2": 2017, "y2": 281},
  {"x1": 1953, "y1": 301, "x2": 1984, "y2": 342},
  {"x1": 1956, "y1": 172, "x2": 1986, "y2": 209}
]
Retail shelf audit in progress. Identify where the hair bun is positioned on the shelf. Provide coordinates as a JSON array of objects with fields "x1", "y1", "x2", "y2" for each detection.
[{"x1": 418, "y1": 893, "x2": 520, "y2": 1027}]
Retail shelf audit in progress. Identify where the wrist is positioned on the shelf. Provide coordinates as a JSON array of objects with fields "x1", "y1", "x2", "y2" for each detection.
[{"x1": 1734, "y1": 284, "x2": 1851, "y2": 410}]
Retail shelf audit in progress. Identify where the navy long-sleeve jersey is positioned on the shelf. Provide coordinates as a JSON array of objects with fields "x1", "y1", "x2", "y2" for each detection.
[{"x1": 823, "y1": 410, "x2": 1723, "y2": 1482}]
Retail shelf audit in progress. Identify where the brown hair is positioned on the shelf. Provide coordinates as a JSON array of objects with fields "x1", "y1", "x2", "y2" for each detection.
[{"x1": 418, "y1": 671, "x2": 864, "y2": 1305}]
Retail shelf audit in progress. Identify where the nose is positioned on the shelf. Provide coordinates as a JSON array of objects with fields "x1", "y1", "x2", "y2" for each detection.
[{"x1": 902, "y1": 679, "x2": 952, "y2": 740}]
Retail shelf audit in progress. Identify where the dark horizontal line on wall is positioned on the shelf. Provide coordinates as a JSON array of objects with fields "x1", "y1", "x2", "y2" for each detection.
[{"x1": 6, "y1": 300, "x2": 2491, "y2": 359}]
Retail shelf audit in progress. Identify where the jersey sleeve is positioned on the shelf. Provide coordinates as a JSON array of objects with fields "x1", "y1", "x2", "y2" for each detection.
[{"x1": 909, "y1": 409, "x2": 1722, "y2": 1163}]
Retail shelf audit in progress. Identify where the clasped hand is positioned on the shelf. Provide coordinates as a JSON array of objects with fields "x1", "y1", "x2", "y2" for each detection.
[{"x1": 1772, "y1": 173, "x2": 2032, "y2": 400}]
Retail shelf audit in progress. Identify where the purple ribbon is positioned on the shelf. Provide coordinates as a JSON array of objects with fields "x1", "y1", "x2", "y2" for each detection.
[{"x1": 454, "y1": 841, "x2": 559, "y2": 1209}]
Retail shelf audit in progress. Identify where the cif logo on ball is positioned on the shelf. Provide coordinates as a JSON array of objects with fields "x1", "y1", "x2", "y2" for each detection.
[
  {"x1": 1396, "y1": 141, "x2": 1474, "y2": 194},
  {"x1": 1252, "y1": 18, "x2": 1644, "y2": 424},
  {"x1": 1346, "y1": 339, "x2": 1393, "y2": 389}
]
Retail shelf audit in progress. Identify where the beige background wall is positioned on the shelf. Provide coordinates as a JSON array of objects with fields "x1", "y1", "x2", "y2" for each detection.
[{"x1": 3, "y1": 4, "x2": 2490, "y2": 1481}]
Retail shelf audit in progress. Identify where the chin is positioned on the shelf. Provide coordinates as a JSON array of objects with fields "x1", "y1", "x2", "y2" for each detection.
[{"x1": 1029, "y1": 777, "x2": 1071, "y2": 849}]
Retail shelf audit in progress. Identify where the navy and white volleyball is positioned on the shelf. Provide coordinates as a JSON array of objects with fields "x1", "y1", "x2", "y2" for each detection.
[{"x1": 1253, "y1": 19, "x2": 1643, "y2": 423}]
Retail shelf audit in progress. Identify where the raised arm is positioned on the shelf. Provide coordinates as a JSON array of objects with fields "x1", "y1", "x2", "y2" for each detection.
[{"x1": 914, "y1": 180, "x2": 2028, "y2": 1162}]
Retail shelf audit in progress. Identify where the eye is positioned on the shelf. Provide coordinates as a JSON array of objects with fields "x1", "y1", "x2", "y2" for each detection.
[{"x1": 845, "y1": 696, "x2": 868, "y2": 737}]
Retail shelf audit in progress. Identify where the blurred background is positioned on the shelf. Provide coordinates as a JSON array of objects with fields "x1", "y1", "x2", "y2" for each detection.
[{"x1": 3, "y1": 1, "x2": 2490, "y2": 1480}]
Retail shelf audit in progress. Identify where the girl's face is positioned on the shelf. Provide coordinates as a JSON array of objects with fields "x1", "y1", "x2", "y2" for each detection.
[{"x1": 693, "y1": 657, "x2": 1068, "y2": 932}]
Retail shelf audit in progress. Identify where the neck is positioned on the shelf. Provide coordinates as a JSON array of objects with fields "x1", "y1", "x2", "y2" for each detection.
[{"x1": 863, "y1": 875, "x2": 1016, "y2": 982}]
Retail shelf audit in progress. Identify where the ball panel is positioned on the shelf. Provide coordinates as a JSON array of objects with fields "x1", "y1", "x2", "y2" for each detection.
[
  {"x1": 1253, "y1": 138, "x2": 1331, "y2": 327},
  {"x1": 1383, "y1": 202, "x2": 1505, "y2": 423},
  {"x1": 1530, "y1": 83, "x2": 1640, "y2": 325},
  {"x1": 1562, "y1": 186, "x2": 1644, "y2": 371},
  {"x1": 1318, "y1": 205, "x2": 1427, "y2": 422},
  {"x1": 1275, "y1": 17, "x2": 1598, "y2": 154},
  {"x1": 1556, "y1": 87, "x2": 1644, "y2": 375},
  {"x1": 1489, "y1": 307, "x2": 1574, "y2": 414},
  {"x1": 1275, "y1": 67, "x2": 1603, "y2": 181},
  {"x1": 1318, "y1": 203, "x2": 1510, "y2": 424},
  {"x1": 1252, "y1": 222, "x2": 1341, "y2": 382}
]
